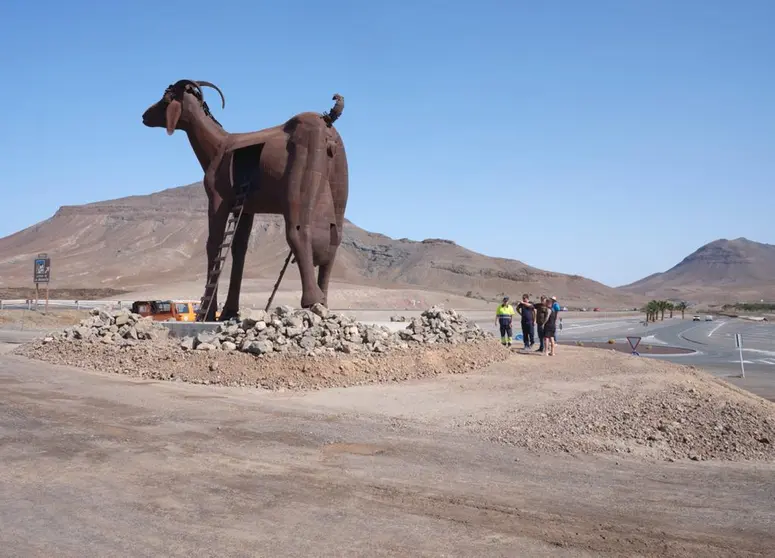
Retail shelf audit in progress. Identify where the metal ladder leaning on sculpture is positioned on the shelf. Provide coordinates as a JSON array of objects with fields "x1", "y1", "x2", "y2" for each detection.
[{"x1": 195, "y1": 179, "x2": 249, "y2": 322}]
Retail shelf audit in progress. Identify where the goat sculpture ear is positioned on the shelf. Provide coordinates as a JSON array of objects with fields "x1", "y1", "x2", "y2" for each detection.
[{"x1": 165, "y1": 99, "x2": 182, "y2": 135}]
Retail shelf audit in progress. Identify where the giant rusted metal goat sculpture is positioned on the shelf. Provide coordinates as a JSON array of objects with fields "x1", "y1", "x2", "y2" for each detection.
[{"x1": 141, "y1": 79, "x2": 348, "y2": 321}]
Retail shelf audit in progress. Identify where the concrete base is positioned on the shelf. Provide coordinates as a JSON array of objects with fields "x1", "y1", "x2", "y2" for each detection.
[
  {"x1": 159, "y1": 321, "x2": 221, "y2": 338},
  {"x1": 159, "y1": 319, "x2": 412, "y2": 338},
  {"x1": 360, "y1": 321, "x2": 410, "y2": 332}
]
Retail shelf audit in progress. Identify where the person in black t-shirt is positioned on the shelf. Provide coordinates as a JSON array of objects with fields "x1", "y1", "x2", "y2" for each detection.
[
  {"x1": 534, "y1": 295, "x2": 549, "y2": 352},
  {"x1": 541, "y1": 298, "x2": 558, "y2": 356},
  {"x1": 516, "y1": 294, "x2": 536, "y2": 349}
]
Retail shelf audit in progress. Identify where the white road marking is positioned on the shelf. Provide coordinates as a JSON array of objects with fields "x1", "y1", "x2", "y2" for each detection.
[
  {"x1": 641, "y1": 335, "x2": 668, "y2": 346},
  {"x1": 743, "y1": 348, "x2": 775, "y2": 357},
  {"x1": 757, "y1": 359, "x2": 775, "y2": 366},
  {"x1": 562, "y1": 321, "x2": 629, "y2": 331},
  {"x1": 707, "y1": 321, "x2": 727, "y2": 337}
]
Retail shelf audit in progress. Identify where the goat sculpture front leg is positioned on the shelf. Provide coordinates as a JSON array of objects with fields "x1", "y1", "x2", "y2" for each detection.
[
  {"x1": 203, "y1": 197, "x2": 231, "y2": 321},
  {"x1": 221, "y1": 212, "x2": 254, "y2": 320},
  {"x1": 285, "y1": 123, "x2": 327, "y2": 308}
]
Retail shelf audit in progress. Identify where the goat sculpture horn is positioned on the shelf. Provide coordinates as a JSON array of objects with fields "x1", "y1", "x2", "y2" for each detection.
[
  {"x1": 196, "y1": 81, "x2": 226, "y2": 109},
  {"x1": 171, "y1": 79, "x2": 203, "y2": 98}
]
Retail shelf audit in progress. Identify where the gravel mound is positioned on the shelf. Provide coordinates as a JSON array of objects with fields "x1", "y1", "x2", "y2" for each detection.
[
  {"x1": 184, "y1": 304, "x2": 490, "y2": 356},
  {"x1": 33, "y1": 304, "x2": 488, "y2": 356},
  {"x1": 461, "y1": 348, "x2": 775, "y2": 462},
  {"x1": 14, "y1": 305, "x2": 509, "y2": 390},
  {"x1": 15, "y1": 339, "x2": 509, "y2": 391},
  {"x1": 490, "y1": 383, "x2": 774, "y2": 462}
]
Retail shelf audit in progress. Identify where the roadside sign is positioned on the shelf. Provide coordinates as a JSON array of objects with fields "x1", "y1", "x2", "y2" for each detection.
[
  {"x1": 626, "y1": 336, "x2": 641, "y2": 356},
  {"x1": 33, "y1": 254, "x2": 50, "y2": 283},
  {"x1": 735, "y1": 333, "x2": 745, "y2": 378},
  {"x1": 32, "y1": 253, "x2": 51, "y2": 313}
]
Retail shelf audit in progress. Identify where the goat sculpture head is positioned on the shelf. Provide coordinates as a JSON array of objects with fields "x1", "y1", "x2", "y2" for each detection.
[{"x1": 142, "y1": 79, "x2": 226, "y2": 135}]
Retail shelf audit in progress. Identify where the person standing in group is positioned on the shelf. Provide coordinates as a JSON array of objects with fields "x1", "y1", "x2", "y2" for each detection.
[
  {"x1": 495, "y1": 296, "x2": 515, "y2": 347},
  {"x1": 541, "y1": 298, "x2": 558, "y2": 356},
  {"x1": 516, "y1": 294, "x2": 536, "y2": 349},
  {"x1": 550, "y1": 296, "x2": 562, "y2": 339},
  {"x1": 534, "y1": 295, "x2": 549, "y2": 352}
]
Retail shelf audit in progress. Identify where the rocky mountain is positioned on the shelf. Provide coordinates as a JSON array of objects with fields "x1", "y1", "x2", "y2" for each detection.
[
  {"x1": 618, "y1": 238, "x2": 775, "y2": 302},
  {"x1": 0, "y1": 182, "x2": 639, "y2": 306}
]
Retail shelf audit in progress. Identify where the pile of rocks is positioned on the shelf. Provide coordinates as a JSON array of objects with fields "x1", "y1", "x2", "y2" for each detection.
[
  {"x1": 182, "y1": 304, "x2": 490, "y2": 356},
  {"x1": 398, "y1": 306, "x2": 489, "y2": 344},
  {"x1": 33, "y1": 304, "x2": 491, "y2": 359},
  {"x1": 479, "y1": 380, "x2": 775, "y2": 462},
  {"x1": 43, "y1": 308, "x2": 169, "y2": 344}
]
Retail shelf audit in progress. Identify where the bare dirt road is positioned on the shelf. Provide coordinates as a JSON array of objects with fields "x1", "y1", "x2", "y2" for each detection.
[{"x1": 1, "y1": 350, "x2": 774, "y2": 557}]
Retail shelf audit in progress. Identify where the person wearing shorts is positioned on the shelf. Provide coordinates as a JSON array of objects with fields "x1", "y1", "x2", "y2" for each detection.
[
  {"x1": 534, "y1": 295, "x2": 548, "y2": 352},
  {"x1": 541, "y1": 298, "x2": 558, "y2": 356},
  {"x1": 550, "y1": 295, "x2": 562, "y2": 340}
]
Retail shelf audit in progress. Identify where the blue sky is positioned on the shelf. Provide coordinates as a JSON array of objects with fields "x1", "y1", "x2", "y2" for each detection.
[{"x1": 1, "y1": 0, "x2": 773, "y2": 287}]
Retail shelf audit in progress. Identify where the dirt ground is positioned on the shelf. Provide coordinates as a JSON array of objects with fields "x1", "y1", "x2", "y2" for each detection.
[
  {"x1": 1, "y1": 343, "x2": 774, "y2": 556},
  {"x1": 0, "y1": 309, "x2": 90, "y2": 328}
]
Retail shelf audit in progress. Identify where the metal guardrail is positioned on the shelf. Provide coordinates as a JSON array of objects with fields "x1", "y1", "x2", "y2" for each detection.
[{"x1": 0, "y1": 299, "x2": 124, "y2": 311}]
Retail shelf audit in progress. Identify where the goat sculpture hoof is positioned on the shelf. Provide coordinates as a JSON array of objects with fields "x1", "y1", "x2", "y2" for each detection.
[
  {"x1": 219, "y1": 308, "x2": 240, "y2": 322},
  {"x1": 300, "y1": 288, "x2": 325, "y2": 309}
]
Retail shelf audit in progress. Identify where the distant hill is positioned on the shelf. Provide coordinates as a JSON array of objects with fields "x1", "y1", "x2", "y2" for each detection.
[
  {"x1": 618, "y1": 238, "x2": 775, "y2": 303},
  {"x1": 0, "y1": 182, "x2": 639, "y2": 306}
]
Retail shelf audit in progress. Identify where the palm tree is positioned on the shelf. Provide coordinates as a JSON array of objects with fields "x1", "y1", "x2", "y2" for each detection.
[
  {"x1": 657, "y1": 300, "x2": 668, "y2": 321},
  {"x1": 675, "y1": 301, "x2": 687, "y2": 319},
  {"x1": 667, "y1": 302, "x2": 674, "y2": 319},
  {"x1": 646, "y1": 300, "x2": 659, "y2": 322}
]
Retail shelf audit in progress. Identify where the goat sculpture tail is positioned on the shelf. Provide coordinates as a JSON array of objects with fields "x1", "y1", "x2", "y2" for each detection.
[{"x1": 322, "y1": 94, "x2": 344, "y2": 127}]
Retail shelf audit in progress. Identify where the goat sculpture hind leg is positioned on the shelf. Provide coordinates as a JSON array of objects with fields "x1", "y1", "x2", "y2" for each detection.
[
  {"x1": 315, "y1": 226, "x2": 337, "y2": 307},
  {"x1": 284, "y1": 118, "x2": 328, "y2": 308},
  {"x1": 316, "y1": 143, "x2": 348, "y2": 307}
]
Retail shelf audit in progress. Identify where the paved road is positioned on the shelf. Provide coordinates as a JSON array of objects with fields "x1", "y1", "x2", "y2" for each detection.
[{"x1": 558, "y1": 316, "x2": 775, "y2": 400}]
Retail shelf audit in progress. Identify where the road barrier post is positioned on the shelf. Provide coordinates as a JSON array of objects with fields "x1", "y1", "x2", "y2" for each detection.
[{"x1": 735, "y1": 333, "x2": 745, "y2": 379}]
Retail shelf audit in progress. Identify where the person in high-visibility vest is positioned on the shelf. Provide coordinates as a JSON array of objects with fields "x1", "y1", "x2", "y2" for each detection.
[{"x1": 495, "y1": 296, "x2": 516, "y2": 347}]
